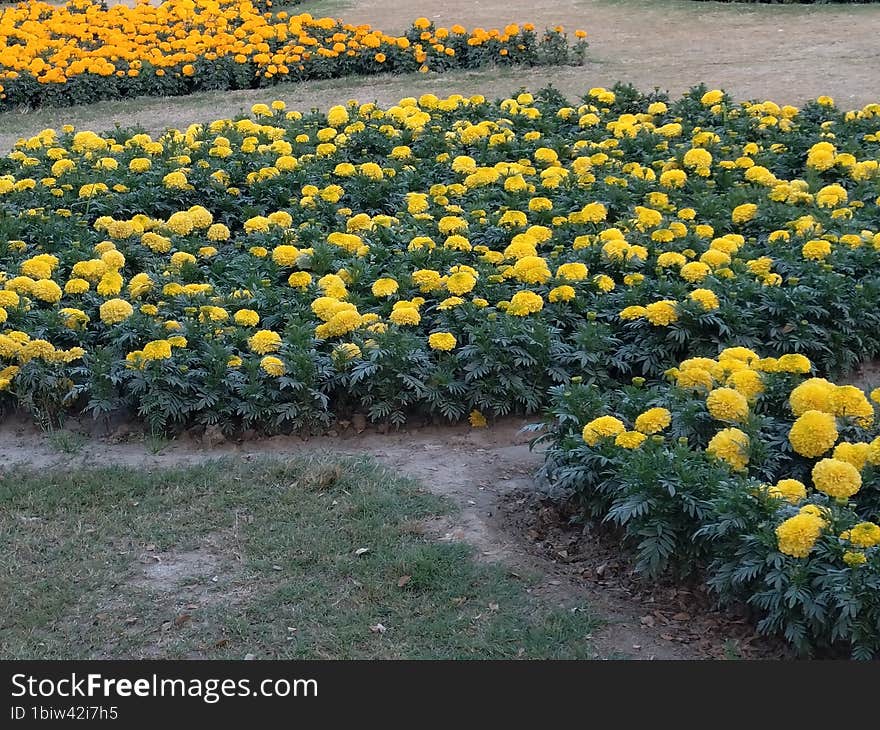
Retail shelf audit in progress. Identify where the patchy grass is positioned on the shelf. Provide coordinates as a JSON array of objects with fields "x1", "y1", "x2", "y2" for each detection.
[
  {"x1": 0, "y1": 455, "x2": 597, "y2": 659},
  {"x1": 44, "y1": 428, "x2": 90, "y2": 455}
]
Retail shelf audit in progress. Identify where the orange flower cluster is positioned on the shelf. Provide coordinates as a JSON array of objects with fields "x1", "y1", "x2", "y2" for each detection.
[{"x1": 0, "y1": 0, "x2": 587, "y2": 109}]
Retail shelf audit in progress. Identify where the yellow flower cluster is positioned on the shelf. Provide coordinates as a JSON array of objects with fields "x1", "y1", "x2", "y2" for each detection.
[{"x1": 790, "y1": 378, "x2": 874, "y2": 427}]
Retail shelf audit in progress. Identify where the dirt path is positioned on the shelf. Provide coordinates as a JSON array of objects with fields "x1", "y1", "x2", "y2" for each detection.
[
  {"x1": 344, "y1": 0, "x2": 880, "y2": 107},
  {"x1": 1, "y1": 415, "x2": 769, "y2": 659},
  {"x1": 1, "y1": 0, "x2": 878, "y2": 151}
]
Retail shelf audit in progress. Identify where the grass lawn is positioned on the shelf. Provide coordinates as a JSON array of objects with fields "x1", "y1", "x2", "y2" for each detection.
[{"x1": 0, "y1": 455, "x2": 597, "y2": 659}]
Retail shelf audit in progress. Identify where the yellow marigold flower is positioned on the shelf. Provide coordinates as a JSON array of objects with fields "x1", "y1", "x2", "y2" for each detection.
[
  {"x1": 272, "y1": 245, "x2": 300, "y2": 267},
  {"x1": 776, "y1": 512, "x2": 825, "y2": 558},
  {"x1": 407, "y1": 269, "x2": 439, "y2": 293},
  {"x1": 65, "y1": 278, "x2": 90, "y2": 295},
  {"x1": 582, "y1": 415, "x2": 626, "y2": 446},
  {"x1": 207, "y1": 223, "x2": 230, "y2": 241},
  {"x1": 619, "y1": 305, "x2": 647, "y2": 321},
  {"x1": 683, "y1": 147, "x2": 712, "y2": 171},
  {"x1": 615, "y1": 430, "x2": 647, "y2": 449},
  {"x1": 675, "y1": 366, "x2": 714, "y2": 393},
  {"x1": 244, "y1": 215, "x2": 271, "y2": 234},
  {"x1": 847, "y1": 522, "x2": 880, "y2": 548},
  {"x1": 775, "y1": 353, "x2": 811, "y2": 374},
  {"x1": 548, "y1": 285, "x2": 576, "y2": 303},
  {"x1": 833, "y1": 442, "x2": 870, "y2": 471},
  {"x1": 428, "y1": 332, "x2": 457, "y2": 351},
  {"x1": 830, "y1": 385, "x2": 874, "y2": 427},
  {"x1": 513, "y1": 256, "x2": 551, "y2": 285},
  {"x1": 445, "y1": 270, "x2": 477, "y2": 295},
  {"x1": 101, "y1": 248, "x2": 125, "y2": 269},
  {"x1": 260, "y1": 356, "x2": 286, "y2": 377},
  {"x1": 0, "y1": 291, "x2": 20, "y2": 308},
  {"x1": 731, "y1": 203, "x2": 758, "y2": 224},
  {"x1": 31, "y1": 279, "x2": 62, "y2": 304},
  {"x1": 327, "y1": 105, "x2": 350, "y2": 128},
  {"x1": 268, "y1": 211, "x2": 293, "y2": 229},
  {"x1": 469, "y1": 410, "x2": 488, "y2": 428},
  {"x1": 868, "y1": 436, "x2": 880, "y2": 467},
  {"x1": 556, "y1": 262, "x2": 589, "y2": 281},
  {"x1": 726, "y1": 369, "x2": 764, "y2": 400},
  {"x1": 634, "y1": 408, "x2": 671, "y2": 435},
  {"x1": 706, "y1": 427, "x2": 750, "y2": 471},
  {"x1": 389, "y1": 306, "x2": 420, "y2": 326},
  {"x1": 163, "y1": 171, "x2": 188, "y2": 190},
  {"x1": 534, "y1": 147, "x2": 559, "y2": 164},
  {"x1": 593, "y1": 274, "x2": 615, "y2": 293},
  {"x1": 812, "y1": 458, "x2": 861, "y2": 500},
  {"x1": 767, "y1": 479, "x2": 807, "y2": 504},
  {"x1": 234, "y1": 309, "x2": 260, "y2": 327},
  {"x1": 96, "y1": 271, "x2": 123, "y2": 296},
  {"x1": 507, "y1": 291, "x2": 544, "y2": 316},
  {"x1": 288, "y1": 272, "x2": 312, "y2": 289},
  {"x1": 843, "y1": 551, "x2": 867, "y2": 567},
  {"x1": 142, "y1": 339, "x2": 172, "y2": 361},
  {"x1": 816, "y1": 184, "x2": 847, "y2": 208},
  {"x1": 248, "y1": 330, "x2": 282, "y2": 354},
  {"x1": 802, "y1": 239, "x2": 831, "y2": 261},
  {"x1": 372, "y1": 278, "x2": 399, "y2": 297},
  {"x1": 129, "y1": 157, "x2": 151, "y2": 173},
  {"x1": 701, "y1": 90, "x2": 724, "y2": 106},
  {"x1": 689, "y1": 288, "x2": 719, "y2": 310},
  {"x1": 706, "y1": 387, "x2": 749, "y2": 423},
  {"x1": 789, "y1": 410, "x2": 838, "y2": 458},
  {"x1": 659, "y1": 169, "x2": 687, "y2": 188},
  {"x1": 645, "y1": 300, "x2": 678, "y2": 326},
  {"x1": 790, "y1": 378, "x2": 836, "y2": 416},
  {"x1": 20, "y1": 338, "x2": 56, "y2": 362},
  {"x1": 165, "y1": 211, "x2": 194, "y2": 236},
  {"x1": 436, "y1": 296, "x2": 463, "y2": 311},
  {"x1": 99, "y1": 298, "x2": 133, "y2": 325},
  {"x1": 330, "y1": 343, "x2": 361, "y2": 364},
  {"x1": 59, "y1": 307, "x2": 89, "y2": 330},
  {"x1": 681, "y1": 261, "x2": 711, "y2": 282}
]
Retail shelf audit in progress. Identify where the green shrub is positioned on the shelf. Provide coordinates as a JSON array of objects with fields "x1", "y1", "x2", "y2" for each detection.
[{"x1": 538, "y1": 347, "x2": 880, "y2": 656}]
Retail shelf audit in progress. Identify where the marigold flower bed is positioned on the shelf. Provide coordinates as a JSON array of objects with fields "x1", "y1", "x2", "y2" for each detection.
[
  {"x1": 1, "y1": 84, "x2": 879, "y2": 434},
  {"x1": 540, "y1": 348, "x2": 880, "y2": 657},
  {"x1": 0, "y1": 0, "x2": 587, "y2": 109}
]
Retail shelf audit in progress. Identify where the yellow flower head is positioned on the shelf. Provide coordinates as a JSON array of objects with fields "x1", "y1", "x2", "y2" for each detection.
[
  {"x1": 789, "y1": 410, "x2": 838, "y2": 458},
  {"x1": 582, "y1": 416, "x2": 626, "y2": 446}
]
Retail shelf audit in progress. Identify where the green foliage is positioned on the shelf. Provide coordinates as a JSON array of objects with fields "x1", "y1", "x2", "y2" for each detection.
[{"x1": 699, "y1": 488, "x2": 880, "y2": 659}]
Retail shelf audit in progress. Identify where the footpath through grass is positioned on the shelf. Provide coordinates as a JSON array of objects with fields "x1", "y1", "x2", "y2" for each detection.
[{"x1": 0, "y1": 455, "x2": 597, "y2": 659}]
